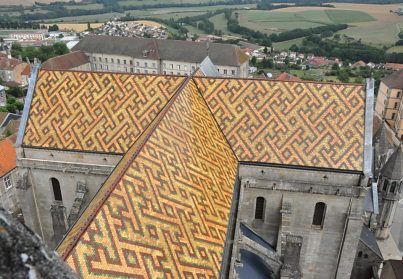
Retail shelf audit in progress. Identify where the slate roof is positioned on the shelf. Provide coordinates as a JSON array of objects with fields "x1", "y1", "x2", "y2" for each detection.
[
  {"x1": 72, "y1": 35, "x2": 249, "y2": 66},
  {"x1": 381, "y1": 70, "x2": 403, "y2": 90},
  {"x1": 380, "y1": 145, "x2": 403, "y2": 180},
  {"x1": 23, "y1": 70, "x2": 366, "y2": 171},
  {"x1": 41, "y1": 51, "x2": 89, "y2": 70},
  {"x1": 0, "y1": 134, "x2": 17, "y2": 177},
  {"x1": 57, "y1": 79, "x2": 238, "y2": 278},
  {"x1": 360, "y1": 226, "x2": 382, "y2": 259}
]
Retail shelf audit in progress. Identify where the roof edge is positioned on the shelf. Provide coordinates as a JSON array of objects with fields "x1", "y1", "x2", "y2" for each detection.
[
  {"x1": 239, "y1": 161, "x2": 363, "y2": 175},
  {"x1": 16, "y1": 64, "x2": 40, "y2": 146},
  {"x1": 363, "y1": 78, "x2": 374, "y2": 178}
]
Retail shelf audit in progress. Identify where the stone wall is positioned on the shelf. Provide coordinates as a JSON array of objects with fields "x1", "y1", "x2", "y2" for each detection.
[
  {"x1": 231, "y1": 164, "x2": 365, "y2": 279},
  {"x1": 17, "y1": 147, "x2": 122, "y2": 248}
]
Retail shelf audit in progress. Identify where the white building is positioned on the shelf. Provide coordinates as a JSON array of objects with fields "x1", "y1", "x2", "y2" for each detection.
[{"x1": 73, "y1": 35, "x2": 249, "y2": 77}]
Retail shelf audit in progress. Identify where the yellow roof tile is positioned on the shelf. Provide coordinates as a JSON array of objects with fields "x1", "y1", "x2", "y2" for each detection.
[{"x1": 58, "y1": 79, "x2": 238, "y2": 278}]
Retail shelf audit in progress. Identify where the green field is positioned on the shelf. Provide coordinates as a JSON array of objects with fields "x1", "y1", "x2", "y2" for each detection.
[
  {"x1": 236, "y1": 9, "x2": 376, "y2": 35},
  {"x1": 325, "y1": 10, "x2": 375, "y2": 24},
  {"x1": 273, "y1": 37, "x2": 305, "y2": 50},
  {"x1": 387, "y1": 45, "x2": 403, "y2": 53}
]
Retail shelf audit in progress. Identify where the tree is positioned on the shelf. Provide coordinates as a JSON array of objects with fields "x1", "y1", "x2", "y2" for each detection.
[
  {"x1": 250, "y1": 56, "x2": 257, "y2": 66},
  {"x1": 337, "y1": 71, "x2": 350, "y2": 83},
  {"x1": 48, "y1": 24, "x2": 59, "y2": 32}
]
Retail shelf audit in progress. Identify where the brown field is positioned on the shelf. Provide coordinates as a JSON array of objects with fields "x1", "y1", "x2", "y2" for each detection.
[
  {"x1": 130, "y1": 20, "x2": 165, "y2": 28},
  {"x1": 45, "y1": 23, "x2": 103, "y2": 32},
  {"x1": 275, "y1": 3, "x2": 403, "y2": 45}
]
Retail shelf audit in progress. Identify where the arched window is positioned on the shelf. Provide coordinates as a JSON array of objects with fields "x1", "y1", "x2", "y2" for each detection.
[
  {"x1": 51, "y1": 178, "x2": 62, "y2": 201},
  {"x1": 312, "y1": 202, "x2": 326, "y2": 228},
  {"x1": 255, "y1": 197, "x2": 265, "y2": 220},
  {"x1": 358, "y1": 251, "x2": 362, "y2": 258}
]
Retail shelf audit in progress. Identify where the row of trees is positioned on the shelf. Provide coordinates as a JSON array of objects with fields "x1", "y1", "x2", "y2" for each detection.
[
  {"x1": 11, "y1": 42, "x2": 69, "y2": 62},
  {"x1": 289, "y1": 34, "x2": 391, "y2": 63}
]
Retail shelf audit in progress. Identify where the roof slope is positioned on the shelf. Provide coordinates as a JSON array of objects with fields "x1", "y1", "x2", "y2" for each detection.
[
  {"x1": 22, "y1": 70, "x2": 186, "y2": 153},
  {"x1": 381, "y1": 69, "x2": 403, "y2": 90},
  {"x1": 57, "y1": 79, "x2": 238, "y2": 278},
  {"x1": 0, "y1": 134, "x2": 17, "y2": 177},
  {"x1": 73, "y1": 35, "x2": 248, "y2": 66},
  {"x1": 380, "y1": 145, "x2": 403, "y2": 180},
  {"x1": 41, "y1": 51, "x2": 90, "y2": 70},
  {"x1": 194, "y1": 77, "x2": 366, "y2": 171}
]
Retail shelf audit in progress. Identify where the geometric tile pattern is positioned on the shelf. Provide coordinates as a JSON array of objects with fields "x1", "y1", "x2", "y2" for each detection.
[
  {"x1": 194, "y1": 77, "x2": 366, "y2": 171},
  {"x1": 59, "y1": 79, "x2": 238, "y2": 278},
  {"x1": 23, "y1": 70, "x2": 185, "y2": 153}
]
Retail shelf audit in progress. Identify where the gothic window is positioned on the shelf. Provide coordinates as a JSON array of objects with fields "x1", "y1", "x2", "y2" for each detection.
[
  {"x1": 312, "y1": 202, "x2": 326, "y2": 228},
  {"x1": 255, "y1": 197, "x2": 265, "y2": 220},
  {"x1": 51, "y1": 178, "x2": 62, "y2": 201},
  {"x1": 390, "y1": 182, "x2": 397, "y2": 193},
  {"x1": 358, "y1": 251, "x2": 362, "y2": 258}
]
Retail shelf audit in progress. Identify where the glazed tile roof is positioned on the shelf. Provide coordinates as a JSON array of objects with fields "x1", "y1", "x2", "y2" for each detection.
[
  {"x1": 194, "y1": 77, "x2": 366, "y2": 171},
  {"x1": 58, "y1": 79, "x2": 238, "y2": 278},
  {"x1": 0, "y1": 134, "x2": 17, "y2": 177},
  {"x1": 23, "y1": 70, "x2": 367, "y2": 171},
  {"x1": 22, "y1": 70, "x2": 186, "y2": 153}
]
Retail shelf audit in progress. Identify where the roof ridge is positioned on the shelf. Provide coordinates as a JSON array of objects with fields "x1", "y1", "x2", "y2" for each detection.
[{"x1": 57, "y1": 76, "x2": 193, "y2": 259}]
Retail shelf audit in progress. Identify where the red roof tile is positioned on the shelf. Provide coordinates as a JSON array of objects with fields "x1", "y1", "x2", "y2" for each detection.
[
  {"x1": 385, "y1": 63, "x2": 403, "y2": 70},
  {"x1": 0, "y1": 134, "x2": 17, "y2": 177}
]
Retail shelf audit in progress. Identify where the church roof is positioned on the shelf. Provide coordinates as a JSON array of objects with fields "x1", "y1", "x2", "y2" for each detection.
[
  {"x1": 22, "y1": 70, "x2": 366, "y2": 171},
  {"x1": 20, "y1": 68, "x2": 370, "y2": 277},
  {"x1": 22, "y1": 70, "x2": 186, "y2": 153},
  {"x1": 57, "y1": 78, "x2": 238, "y2": 278},
  {"x1": 195, "y1": 77, "x2": 366, "y2": 170}
]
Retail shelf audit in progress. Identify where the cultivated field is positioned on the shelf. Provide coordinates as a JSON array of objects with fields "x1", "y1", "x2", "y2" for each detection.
[
  {"x1": 271, "y1": 3, "x2": 403, "y2": 46},
  {"x1": 45, "y1": 23, "x2": 103, "y2": 32},
  {"x1": 236, "y1": 8, "x2": 376, "y2": 34}
]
